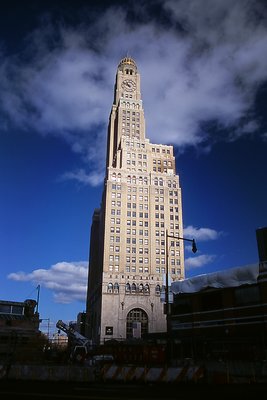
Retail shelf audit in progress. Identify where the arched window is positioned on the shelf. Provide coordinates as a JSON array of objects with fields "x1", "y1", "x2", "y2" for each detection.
[
  {"x1": 139, "y1": 283, "x2": 144, "y2": 293},
  {"x1": 131, "y1": 283, "x2": 137, "y2": 293},
  {"x1": 125, "y1": 283, "x2": 131, "y2": 293},
  {"x1": 114, "y1": 282, "x2": 119, "y2": 293},
  {"x1": 155, "y1": 284, "x2": 161, "y2": 295},
  {"x1": 107, "y1": 282, "x2": 113, "y2": 293},
  {"x1": 144, "y1": 284, "x2": 150, "y2": 294}
]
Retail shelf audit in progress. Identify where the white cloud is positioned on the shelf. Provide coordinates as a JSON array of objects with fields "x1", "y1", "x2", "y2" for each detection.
[
  {"x1": 61, "y1": 168, "x2": 104, "y2": 187},
  {"x1": 185, "y1": 254, "x2": 216, "y2": 270},
  {"x1": 0, "y1": 0, "x2": 266, "y2": 185},
  {"x1": 183, "y1": 224, "x2": 222, "y2": 270},
  {"x1": 183, "y1": 225, "x2": 223, "y2": 241},
  {"x1": 8, "y1": 261, "x2": 88, "y2": 304}
]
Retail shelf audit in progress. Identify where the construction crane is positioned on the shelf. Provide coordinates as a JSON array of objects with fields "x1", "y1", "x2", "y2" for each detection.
[{"x1": 56, "y1": 320, "x2": 93, "y2": 363}]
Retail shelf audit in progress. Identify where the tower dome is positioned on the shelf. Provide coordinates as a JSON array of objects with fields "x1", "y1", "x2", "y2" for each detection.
[
  {"x1": 118, "y1": 56, "x2": 137, "y2": 68},
  {"x1": 118, "y1": 56, "x2": 137, "y2": 74}
]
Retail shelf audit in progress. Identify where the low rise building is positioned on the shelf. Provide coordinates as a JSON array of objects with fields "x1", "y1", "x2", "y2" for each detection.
[
  {"x1": 169, "y1": 227, "x2": 267, "y2": 361},
  {"x1": 0, "y1": 298, "x2": 41, "y2": 363}
]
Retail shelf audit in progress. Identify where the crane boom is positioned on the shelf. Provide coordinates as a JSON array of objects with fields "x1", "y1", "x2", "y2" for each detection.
[{"x1": 56, "y1": 320, "x2": 92, "y2": 348}]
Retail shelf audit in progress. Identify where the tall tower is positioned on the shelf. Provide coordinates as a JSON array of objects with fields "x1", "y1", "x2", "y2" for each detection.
[{"x1": 86, "y1": 57, "x2": 184, "y2": 344}]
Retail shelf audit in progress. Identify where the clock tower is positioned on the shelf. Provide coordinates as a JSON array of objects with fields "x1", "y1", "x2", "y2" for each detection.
[{"x1": 86, "y1": 57, "x2": 185, "y2": 345}]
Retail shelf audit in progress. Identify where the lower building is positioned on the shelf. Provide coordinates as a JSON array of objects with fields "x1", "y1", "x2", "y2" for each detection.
[
  {"x1": 0, "y1": 299, "x2": 41, "y2": 363},
  {"x1": 168, "y1": 227, "x2": 267, "y2": 361}
]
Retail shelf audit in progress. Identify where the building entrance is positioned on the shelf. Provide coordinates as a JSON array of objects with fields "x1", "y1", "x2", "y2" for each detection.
[{"x1": 126, "y1": 308, "x2": 148, "y2": 339}]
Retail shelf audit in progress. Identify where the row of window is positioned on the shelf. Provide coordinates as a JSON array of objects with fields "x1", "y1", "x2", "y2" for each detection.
[
  {"x1": 110, "y1": 247, "x2": 180, "y2": 257},
  {"x1": 108, "y1": 259, "x2": 181, "y2": 273},
  {"x1": 152, "y1": 147, "x2": 171, "y2": 154},
  {"x1": 122, "y1": 130, "x2": 140, "y2": 138},
  {"x1": 111, "y1": 235, "x2": 180, "y2": 246},
  {"x1": 124, "y1": 139, "x2": 146, "y2": 149},
  {"x1": 122, "y1": 122, "x2": 140, "y2": 129},
  {"x1": 123, "y1": 68, "x2": 134, "y2": 75},
  {"x1": 127, "y1": 152, "x2": 146, "y2": 159},
  {"x1": 110, "y1": 188, "x2": 178, "y2": 201},
  {"x1": 126, "y1": 160, "x2": 146, "y2": 168},
  {"x1": 121, "y1": 101, "x2": 140, "y2": 110},
  {"x1": 126, "y1": 217, "x2": 149, "y2": 225},
  {"x1": 122, "y1": 110, "x2": 139, "y2": 115},
  {"x1": 153, "y1": 159, "x2": 172, "y2": 167},
  {"x1": 110, "y1": 226, "x2": 180, "y2": 240},
  {"x1": 152, "y1": 166, "x2": 172, "y2": 173},
  {"x1": 111, "y1": 177, "x2": 178, "y2": 187},
  {"x1": 122, "y1": 112, "x2": 140, "y2": 120},
  {"x1": 122, "y1": 93, "x2": 133, "y2": 99},
  {"x1": 123, "y1": 265, "x2": 181, "y2": 274},
  {"x1": 111, "y1": 200, "x2": 178, "y2": 209},
  {"x1": 107, "y1": 282, "x2": 162, "y2": 295}
]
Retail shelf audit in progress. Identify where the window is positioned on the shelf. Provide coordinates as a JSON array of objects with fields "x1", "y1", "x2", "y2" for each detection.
[
  {"x1": 114, "y1": 282, "x2": 119, "y2": 292},
  {"x1": 155, "y1": 284, "x2": 161, "y2": 295}
]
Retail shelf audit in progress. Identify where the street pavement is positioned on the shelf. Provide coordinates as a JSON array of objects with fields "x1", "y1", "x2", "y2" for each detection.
[{"x1": 1, "y1": 380, "x2": 267, "y2": 399}]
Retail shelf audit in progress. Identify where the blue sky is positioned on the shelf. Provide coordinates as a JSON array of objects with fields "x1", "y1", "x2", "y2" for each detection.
[{"x1": 0, "y1": 0, "x2": 267, "y2": 336}]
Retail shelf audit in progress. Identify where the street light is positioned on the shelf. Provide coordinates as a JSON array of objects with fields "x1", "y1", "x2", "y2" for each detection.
[{"x1": 165, "y1": 230, "x2": 197, "y2": 363}]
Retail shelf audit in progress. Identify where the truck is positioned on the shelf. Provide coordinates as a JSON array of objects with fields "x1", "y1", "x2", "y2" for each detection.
[{"x1": 56, "y1": 320, "x2": 93, "y2": 363}]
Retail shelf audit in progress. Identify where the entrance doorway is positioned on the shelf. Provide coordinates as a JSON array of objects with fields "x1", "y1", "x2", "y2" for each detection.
[{"x1": 126, "y1": 308, "x2": 148, "y2": 339}]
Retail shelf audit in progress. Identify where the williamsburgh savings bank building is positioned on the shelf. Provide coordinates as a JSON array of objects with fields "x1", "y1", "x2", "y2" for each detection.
[{"x1": 86, "y1": 57, "x2": 185, "y2": 345}]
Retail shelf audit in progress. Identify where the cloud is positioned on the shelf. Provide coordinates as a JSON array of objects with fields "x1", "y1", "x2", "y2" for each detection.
[
  {"x1": 0, "y1": 0, "x2": 266, "y2": 185},
  {"x1": 183, "y1": 224, "x2": 222, "y2": 270},
  {"x1": 183, "y1": 225, "x2": 223, "y2": 241},
  {"x1": 185, "y1": 254, "x2": 216, "y2": 270},
  {"x1": 8, "y1": 261, "x2": 88, "y2": 304},
  {"x1": 61, "y1": 168, "x2": 104, "y2": 187}
]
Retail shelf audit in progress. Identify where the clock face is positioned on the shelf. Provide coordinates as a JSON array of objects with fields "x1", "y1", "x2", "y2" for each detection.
[{"x1": 121, "y1": 79, "x2": 136, "y2": 92}]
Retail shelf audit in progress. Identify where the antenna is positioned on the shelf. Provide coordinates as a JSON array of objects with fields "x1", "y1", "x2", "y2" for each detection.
[{"x1": 36, "y1": 284, "x2": 40, "y2": 313}]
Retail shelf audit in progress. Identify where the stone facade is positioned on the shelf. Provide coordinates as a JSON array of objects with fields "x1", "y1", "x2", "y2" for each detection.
[{"x1": 86, "y1": 57, "x2": 184, "y2": 344}]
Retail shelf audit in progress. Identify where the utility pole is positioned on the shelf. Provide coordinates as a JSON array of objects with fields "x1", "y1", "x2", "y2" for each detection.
[{"x1": 165, "y1": 230, "x2": 197, "y2": 364}]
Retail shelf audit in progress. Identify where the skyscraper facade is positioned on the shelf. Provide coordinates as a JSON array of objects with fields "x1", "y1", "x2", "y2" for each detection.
[{"x1": 86, "y1": 57, "x2": 184, "y2": 344}]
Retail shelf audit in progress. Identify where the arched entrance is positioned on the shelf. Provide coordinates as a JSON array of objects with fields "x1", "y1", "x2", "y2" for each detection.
[{"x1": 126, "y1": 308, "x2": 148, "y2": 339}]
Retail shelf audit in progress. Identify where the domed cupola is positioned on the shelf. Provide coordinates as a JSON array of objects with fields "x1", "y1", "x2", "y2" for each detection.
[{"x1": 118, "y1": 56, "x2": 137, "y2": 75}]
